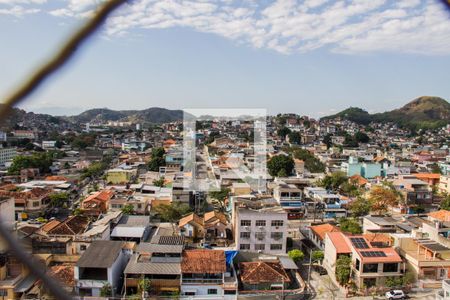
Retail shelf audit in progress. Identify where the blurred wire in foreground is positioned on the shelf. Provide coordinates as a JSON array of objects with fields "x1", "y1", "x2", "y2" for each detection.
[
  {"x1": 0, "y1": 1, "x2": 127, "y2": 299},
  {"x1": 0, "y1": 222, "x2": 72, "y2": 299},
  {"x1": 0, "y1": 0, "x2": 127, "y2": 121}
]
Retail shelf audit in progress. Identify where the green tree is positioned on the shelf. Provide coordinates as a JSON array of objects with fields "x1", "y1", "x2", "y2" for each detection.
[
  {"x1": 288, "y1": 132, "x2": 301, "y2": 145},
  {"x1": 209, "y1": 188, "x2": 230, "y2": 213},
  {"x1": 323, "y1": 134, "x2": 333, "y2": 149},
  {"x1": 148, "y1": 147, "x2": 166, "y2": 172},
  {"x1": 137, "y1": 278, "x2": 151, "y2": 297},
  {"x1": 288, "y1": 249, "x2": 304, "y2": 263},
  {"x1": 441, "y1": 194, "x2": 450, "y2": 211},
  {"x1": 335, "y1": 256, "x2": 351, "y2": 286},
  {"x1": 343, "y1": 133, "x2": 359, "y2": 147},
  {"x1": 292, "y1": 148, "x2": 325, "y2": 173},
  {"x1": 267, "y1": 155, "x2": 294, "y2": 177},
  {"x1": 154, "y1": 202, "x2": 192, "y2": 234},
  {"x1": 354, "y1": 131, "x2": 370, "y2": 143},
  {"x1": 339, "y1": 217, "x2": 362, "y2": 234},
  {"x1": 153, "y1": 177, "x2": 165, "y2": 187},
  {"x1": 48, "y1": 192, "x2": 69, "y2": 208},
  {"x1": 100, "y1": 283, "x2": 112, "y2": 297},
  {"x1": 278, "y1": 127, "x2": 291, "y2": 139},
  {"x1": 430, "y1": 163, "x2": 442, "y2": 174},
  {"x1": 349, "y1": 196, "x2": 372, "y2": 217},
  {"x1": 8, "y1": 152, "x2": 54, "y2": 175},
  {"x1": 318, "y1": 171, "x2": 348, "y2": 191},
  {"x1": 312, "y1": 250, "x2": 324, "y2": 263},
  {"x1": 121, "y1": 204, "x2": 134, "y2": 215}
]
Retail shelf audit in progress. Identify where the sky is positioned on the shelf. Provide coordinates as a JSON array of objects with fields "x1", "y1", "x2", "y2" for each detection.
[{"x1": 0, "y1": 0, "x2": 450, "y2": 118}]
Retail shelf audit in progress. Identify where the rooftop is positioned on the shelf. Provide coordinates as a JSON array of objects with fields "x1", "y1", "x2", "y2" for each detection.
[
  {"x1": 181, "y1": 250, "x2": 226, "y2": 274},
  {"x1": 77, "y1": 240, "x2": 124, "y2": 268}
]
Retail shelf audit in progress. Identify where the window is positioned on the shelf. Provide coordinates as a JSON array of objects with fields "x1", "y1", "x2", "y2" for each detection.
[
  {"x1": 271, "y1": 220, "x2": 284, "y2": 227},
  {"x1": 271, "y1": 232, "x2": 283, "y2": 240},
  {"x1": 137, "y1": 204, "x2": 142, "y2": 209},
  {"x1": 185, "y1": 292, "x2": 195, "y2": 296},
  {"x1": 33, "y1": 201, "x2": 40, "y2": 207},
  {"x1": 255, "y1": 232, "x2": 266, "y2": 240},
  {"x1": 80, "y1": 245, "x2": 87, "y2": 251},
  {"x1": 255, "y1": 244, "x2": 265, "y2": 251},
  {"x1": 383, "y1": 263, "x2": 398, "y2": 273},
  {"x1": 241, "y1": 220, "x2": 251, "y2": 226},
  {"x1": 240, "y1": 244, "x2": 250, "y2": 250},
  {"x1": 207, "y1": 289, "x2": 217, "y2": 295},
  {"x1": 363, "y1": 263, "x2": 379, "y2": 273},
  {"x1": 256, "y1": 220, "x2": 266, "y2": 227},
  {"x1": 270, "y1": 244, "x2": 282, "y2": 250},
  {"x1": 355, "y1": 258, "x2": 360, "y2": 271},
  {"x1": 240, "y1": 232, "x2": 250, "y2": 239}
]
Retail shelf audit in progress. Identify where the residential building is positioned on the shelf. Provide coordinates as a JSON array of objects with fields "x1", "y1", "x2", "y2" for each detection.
[
  {"x1": 393, "y1": 175, "x2": 433, "y2": 211},
  {"x1": 232, "y1": 198, "x2": 287, "y2": 254},
  {"x1": 309, "y1": 223, "x2": 340, "y2": 249},
  {"x1": 239, "y1": 260, "x2": 290, "y2": 291},
  {"x1": 324, "y1": 232, "x2": 403, "y2": 289},
  {"x1": 180, "y1": 249, "x2": 237, "y2": 298},
  {"x1": 439, "y1": 175, "x2": 450, "y2": 195},
  {"x1": 75, "y1": 241, "x2": 129, "y2": 297},
  {"x1": 341, "y1": 156, "x2": 382, "y2": 179},
  {"x1": 363, "y1": 216, "x2": 397, "y2": 234},
  {"x1": 0, "y1": 147, "x2": 16, "y2": 166},
  {"x1": 273, "y1": 181, "x2": 303, "y2": 220},
  {"x1": 124, "y1": 243, "x2": 183, "y2": 295},
  {"x1": 81, "y1": 190, "x2": 115, "y2": 216}
]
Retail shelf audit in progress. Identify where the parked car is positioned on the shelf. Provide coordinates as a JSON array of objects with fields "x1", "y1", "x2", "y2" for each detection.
[{"x1": 385, "y1": 290, "x2": 405, "y2": 299}]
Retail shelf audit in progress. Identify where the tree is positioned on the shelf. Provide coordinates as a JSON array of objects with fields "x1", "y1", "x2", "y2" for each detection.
[
  {"x1": 339, "y1": 217, "x2": 362, "y2": 234},
  {"x1": 267, "y1": 155, "x2": 294, "y2": 177},
  {"x1": 349, "y1": 196, "x2": 372, "y2": 217},
  {"x1": 288, "y1": 132, "x2": 301, "y2": 145},
  {"x1": 312, "y1": 250, "x2": 324, "y2": 263},
  {"x1": 343, "y1": 133, "x2": 359, "y2": 148},
  {"x1": 430, "y1": 163, "x2": 442, "y2": 174},
  {"x1": 209, "y1": 188, "x2": 230, "y2": 213},
  {"x1": 292, "y1": 148, "x2": 325, "y2": 173},
  {"x1": 441, "y1": 194, "x2": 450, "y2": 210},
  {"x1": 153, "y1": 177, "x2": 165, "y2": 187},
  {"x1": 368, "y1": 185, "x2": 400, "y2": 214},
  {"x1": 278, "y1": 127, "x2": 291, "y2": 139},
  {"x1": 48, "y1": 192, "x2": 69, "y2": 208},
  {"x1": 121, "y1": 204, "x2": 134, "y2": 215},
  {"x1": 100, "y1": 283, "x2": 112, "y2": 297},
  {"x1": 288, "y1": 249, "x2": 304, "y2": 263},
  {"x1": 335, "y1": 255, "x2": 351, "y2": 286},
  {"x1": 354, "y1": 131, "x2": 370, "y2": 143},
  {"x1": 323, "y1": 134, "x2": 333, "y2": 149},
  {"x1": 318, "y1": 171, "x2": 348, "y2": 191},
  {"x1": 154, "y1": 202, "x2": 191, "y2": 234},
  {"x1": 138, "y1": 278, "x2": 151, "y2": 298},
  {"x1": 8, "y1": 152, "x2": 54, "y2": 175},
  {"x1": 148, "y1": 147, "x2": 166, "y2": 172}
]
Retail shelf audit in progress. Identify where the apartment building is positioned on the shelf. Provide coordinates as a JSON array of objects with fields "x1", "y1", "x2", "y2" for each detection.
[
  {"x1": 0, "y1": 147, "x2": 16, "y2": 166},
  {"x1": 232, "y1": 198, "x2": 287, "y2": 254},
  {"x1": 439, "y1": 175, "x2": 450, "y2": 195}
]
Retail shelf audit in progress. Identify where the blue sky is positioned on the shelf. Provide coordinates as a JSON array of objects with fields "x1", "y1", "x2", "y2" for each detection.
[{"x1": 0, "y1": 0, "x2": 450, "y2": 118}]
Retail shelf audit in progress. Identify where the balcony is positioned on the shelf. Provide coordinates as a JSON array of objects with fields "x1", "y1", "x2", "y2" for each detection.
[
  {"x1": 77, "y1": 279, "x2": 108, "y2": 289},
  {"x1": 182, "y1": 278, "x2": 223, "y2": 284}
]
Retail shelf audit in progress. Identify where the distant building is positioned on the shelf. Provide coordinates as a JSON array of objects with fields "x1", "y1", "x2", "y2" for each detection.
[{"x1": 0, "y1": 147, "x2": 16, "y2": 166}]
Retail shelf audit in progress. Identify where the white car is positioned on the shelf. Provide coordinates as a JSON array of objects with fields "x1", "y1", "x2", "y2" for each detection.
[{"x1": 385, "y1": 290, "x2": 405, "y2": 299}]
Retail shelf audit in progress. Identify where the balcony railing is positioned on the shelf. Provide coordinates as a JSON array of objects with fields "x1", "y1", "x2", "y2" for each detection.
[{"x1": 182, "y1": 278, "x2": 223, "y2": 284}]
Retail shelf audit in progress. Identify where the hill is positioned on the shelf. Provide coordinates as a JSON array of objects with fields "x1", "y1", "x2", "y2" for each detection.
[
  {"x1": 322, "y1": 96, "x2": 450, "y2": 130},
  {"x1": 65, "y1": 107, "x2": 185, "y2": 124}
]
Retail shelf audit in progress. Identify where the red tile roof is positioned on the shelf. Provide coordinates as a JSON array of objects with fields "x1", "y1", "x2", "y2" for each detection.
[
  {"x1": 181, "y1": 250, "x2": 226, "y2": 274},
  {"x1": 240, "y1": 261, "x2": 290, "y2": 284},
  {"x1": 326, "y1": 231, "x2": 351, "y2": 254},
  {"x1": 428, "y1": 210, "x2": 450, "y2": 222},
  {"x1": 310, "y1": 223, "x2": 340, "y2": 241}
]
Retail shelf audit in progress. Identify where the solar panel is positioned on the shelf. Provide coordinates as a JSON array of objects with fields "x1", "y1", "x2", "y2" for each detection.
[
  {"x1": 350, "y1": 237, "x2": 369, "y2": 249},
  {"x1": 360, "y1": 251, "x2": 387, "y2": 257}
]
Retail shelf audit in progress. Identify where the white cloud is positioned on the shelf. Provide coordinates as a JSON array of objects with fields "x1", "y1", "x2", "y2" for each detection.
[
  {"x1": 7, "y1": 0, "x2": 450, "y2": 55},
  {"x1": 0, "y1": 5, "x2": 39, "y2": 16}
]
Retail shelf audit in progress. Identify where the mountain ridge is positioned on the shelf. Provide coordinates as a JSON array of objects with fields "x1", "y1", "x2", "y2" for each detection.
[{"x1": 322, "y1": 96, "x2": 450, "y2": 130}]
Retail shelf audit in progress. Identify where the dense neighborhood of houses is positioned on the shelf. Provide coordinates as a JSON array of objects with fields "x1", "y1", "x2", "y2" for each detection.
[{"x1": 0, "y1": 113, "x2": 450, "y2": 299}]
